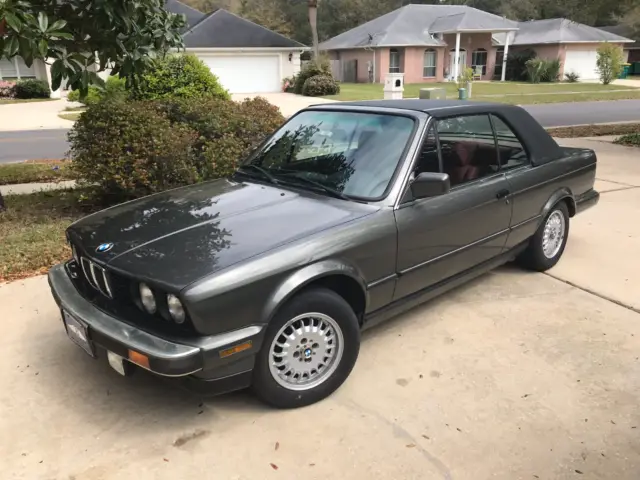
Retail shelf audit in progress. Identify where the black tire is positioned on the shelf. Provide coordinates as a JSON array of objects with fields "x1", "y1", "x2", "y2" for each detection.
[
  {"x1": 518, "y1": 201, "x2": 570, "y2": 272},
  {"x1": 252, "y1": 287, "x2": 360, "y2": 409}
]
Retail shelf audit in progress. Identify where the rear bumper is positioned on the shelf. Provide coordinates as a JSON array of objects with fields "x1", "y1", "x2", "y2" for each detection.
[
  {"x1": 575, "y1": 189, "x2": 599, "y2": 214},
  {"x1": 48, "y1": 263, "x2": 264, "y2": 394}
]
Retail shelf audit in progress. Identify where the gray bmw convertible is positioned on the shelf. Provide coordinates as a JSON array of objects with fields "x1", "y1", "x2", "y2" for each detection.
[{"x1": 49, "y1": 100, "x2": 599, "y2": 408}]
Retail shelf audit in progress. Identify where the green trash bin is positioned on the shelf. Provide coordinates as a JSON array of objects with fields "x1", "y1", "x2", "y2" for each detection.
[
  {"x1": 619, "y1": 64, "x2": 631, "y2": 79},
  {"x1": 458, "y1": 88, "x2": 467, "y2": 100},
  {"x1": 632, "y1": 62, "x2": 640, "y2": 76}
]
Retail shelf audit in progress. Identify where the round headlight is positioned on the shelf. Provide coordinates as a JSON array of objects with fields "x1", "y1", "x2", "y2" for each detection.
[
  {"x1": 139, "y1": 283, "x2": 157, "y2": 314},
  {"x1": 167, "y1": 294, "x2": 186, "y2": 324}
]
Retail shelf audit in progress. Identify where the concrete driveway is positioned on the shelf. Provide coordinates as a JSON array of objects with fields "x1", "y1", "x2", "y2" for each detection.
[
  {"x1": 2, "y1": 140, "x2": 639, "y2": 480},
  {"x1": 0, "y1": 98, "x2": 80, "y2": 131}
]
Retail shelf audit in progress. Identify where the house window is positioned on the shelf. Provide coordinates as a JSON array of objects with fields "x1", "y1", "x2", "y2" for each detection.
[
  {"x1": 423, "y1": 49, "x2": 437, "y2": 78},
  {"x1": 471, "y1": 48, "x2": 488, "y2": 76},
  {"x1": 389, "y1": 49, "x2": 400, "y2": 73},
  {"x1": 494, "y1": 47, "x2": 504, "y2": 79}
]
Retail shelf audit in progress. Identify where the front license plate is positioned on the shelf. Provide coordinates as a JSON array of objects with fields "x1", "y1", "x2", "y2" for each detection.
[{"x1": 62, "y1": 310, "x2": 95, "y2": 358}]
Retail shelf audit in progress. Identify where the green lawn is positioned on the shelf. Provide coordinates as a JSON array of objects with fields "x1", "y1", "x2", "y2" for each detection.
[
  {"x1": 326, "y1": 82, "x2": 640, "y2": 104},
  {"x1": 0, "y1": 161, "x2": 73, "y2": 186},
  {"x1": 0, "y1": 98, "x2": 56, "y2": 105},
  {"x1": 58, "y1": 112, "x2": 83, "y2": 122},
  {"x1": 0, "y1": 190, "x2": 91, "y2": 282}
]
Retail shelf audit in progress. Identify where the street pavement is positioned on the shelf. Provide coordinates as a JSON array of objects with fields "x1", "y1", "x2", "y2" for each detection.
[
  {"x1": 0, "y1": 129, "x2": 69, "y2": 164},
  {"x1": 2, "y1": 138, "x2": 640, "y2": 479},
  {"x1": 2, "y1": 99, "x2": 640, "y2": 163}
]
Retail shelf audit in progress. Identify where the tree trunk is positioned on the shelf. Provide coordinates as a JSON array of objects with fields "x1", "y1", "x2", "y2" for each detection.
[{"x1": 308, "y1": 0, "x2": 320, "y2": 65}]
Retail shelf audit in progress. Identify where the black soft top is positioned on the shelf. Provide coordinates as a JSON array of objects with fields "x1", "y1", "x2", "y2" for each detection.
[{"x1": 313, "y1": 100, "x2": 564, "y2": 166}]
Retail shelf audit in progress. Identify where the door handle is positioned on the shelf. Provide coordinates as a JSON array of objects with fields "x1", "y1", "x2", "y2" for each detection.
[{"x1": 496, "y1": 189, "x2": 510, "y2": 200}]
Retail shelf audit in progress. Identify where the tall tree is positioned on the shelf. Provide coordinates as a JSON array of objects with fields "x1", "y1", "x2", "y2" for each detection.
[
  {"x1": 239, "y1": 0, "x2": 293, "y2": 35},
  {"x1": 0, "y1": 0, "x2": 185, "y2": 93},
  {"x1": 308, "y1": 0, "x2": 319, "y2": 62}
]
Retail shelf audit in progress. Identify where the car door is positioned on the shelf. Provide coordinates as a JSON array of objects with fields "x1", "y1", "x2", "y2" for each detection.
[
  {"x1": 488, "y1": 114, "x2": 543, "y2": 248},
  {"x1": 393, "y1": 114, "x2": 512, "y2": 301}
]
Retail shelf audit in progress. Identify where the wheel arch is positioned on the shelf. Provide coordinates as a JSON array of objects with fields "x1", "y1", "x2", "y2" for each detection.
[
  {"x1": 262, "y1": 260, "x2": 368, "y2": 327},
  {"x1": 541, "y1": 188, "x2": 576, "y2": 220}
]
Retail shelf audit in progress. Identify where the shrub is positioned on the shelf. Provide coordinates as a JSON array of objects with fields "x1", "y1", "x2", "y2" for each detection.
[
  {"x1": 525, "y1": 58, "x2": 545, "y2": 83},
  {"x1": 302, "y1": 75, "x2": 340, "y2": 96},
  {"x1": 14, "y1": 79, "x2": 50, "y2": 99},
  {"x1": 69, "y1": 100, "x2": 198, "y2": 197},
  {"x1": 282, "y1": 75, "x2": 297, "y2": 92},
  {"x1": 69, "y1": 95, "x2": 284, "y2": 197},
  {"x1": 68, "y1": 76, "x2": 129, "y2": 106},
  {"x1": 294, "y1": 59, "x2": 332, "y2": 94},
  {"x1": 541, "y1": 58, "x2": 561, "y2": 82},
  {"x1": 158, "y1": 96, "x2": 285, "y2": 178},
  {"x1": 565, "y1": 71, "x2": 580, "y2": 83},
  {"x1": 0, "y1": 81, "x2": 16, "y2": 98},
  {"x1": 135, "y1": 54, "x2": 230, "y2": 101},
  {"x1": 505, "y1": 49, "x2": 537, "y2": 81},
  {"x1": 614, "y1": 132, "x2": 640, "y2": 147},
  {"x1": 597, "y1": 43, "x2": 624, "y2": 85}
]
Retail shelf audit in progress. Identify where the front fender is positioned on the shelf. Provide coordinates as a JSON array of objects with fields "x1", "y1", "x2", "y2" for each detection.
[{"x1": 261, "y1": 259, "x2": 367, "y2": 324}]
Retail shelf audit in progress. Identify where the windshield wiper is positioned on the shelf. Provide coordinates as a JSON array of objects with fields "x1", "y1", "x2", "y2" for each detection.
[
  {"x1": 236, "y1": 164, "x2": 279, "y2": 185},
  {"x1": 274, "y1": 172, "x2": 350, "y2": 201}
]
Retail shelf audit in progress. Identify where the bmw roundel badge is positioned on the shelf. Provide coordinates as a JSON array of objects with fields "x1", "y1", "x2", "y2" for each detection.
[{"x1": 96, "y1": 243, "x2": 114, "y2": 253}]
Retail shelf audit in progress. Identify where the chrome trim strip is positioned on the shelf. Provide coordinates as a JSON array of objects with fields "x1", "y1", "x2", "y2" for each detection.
[
  {"x1": 367, "y1": 274, "x2": 398, "y2": 289},
  {"x1": 80, "y1": 255, "x2": 113, "y2": 299},
  {"x1": 399, "y1": 228, "x2": 510, "y2": 276},
  {"x1": 510, "y1": 215, "x2": 542, "y2": 231}
]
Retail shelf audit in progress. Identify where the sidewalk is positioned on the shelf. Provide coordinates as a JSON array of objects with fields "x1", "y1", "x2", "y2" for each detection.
[
  {"x1": 0, "y1": 180, "x2": 75, "y2": 196},
  {"x1": 0, "y1": 99, "x2": 81, "y2": 131}
]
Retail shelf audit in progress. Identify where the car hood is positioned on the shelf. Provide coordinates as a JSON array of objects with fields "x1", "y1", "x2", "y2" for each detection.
[{"x1": 68, "y1": 179, "x2": 376, "y2": 290}]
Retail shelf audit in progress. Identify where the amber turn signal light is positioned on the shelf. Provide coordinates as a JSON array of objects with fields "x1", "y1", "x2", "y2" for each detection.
[
  {"x1": 219, "y1": 341, "x2": 252, "y2": 358},
  {"x1": 128, "y1": 349, "x2": 150, "y2": 369}
]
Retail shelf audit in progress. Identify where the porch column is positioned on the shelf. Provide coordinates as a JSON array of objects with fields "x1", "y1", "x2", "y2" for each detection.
[
  {"x1": 14, "y1": 57, "x2": 21, "y2": 80},
  {"x1": 454, "y1": 32, "x2": 461, "y2": 81},
  {"x1": 42, "y1": 60, "x2": 62, "y2": 98},
  {"x1": 501, "y1": 32, "x2": 511, "y2": 82}
]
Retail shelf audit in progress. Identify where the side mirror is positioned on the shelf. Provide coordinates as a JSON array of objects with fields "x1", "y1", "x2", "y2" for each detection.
[{"x1": 410, "y1": 172, "x2": 450, "y2": 199}]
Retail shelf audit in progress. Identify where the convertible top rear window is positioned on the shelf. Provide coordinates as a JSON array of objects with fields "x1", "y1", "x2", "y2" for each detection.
[{"x1": 243, "y1": 110, "x2": 415, "y2": 200}]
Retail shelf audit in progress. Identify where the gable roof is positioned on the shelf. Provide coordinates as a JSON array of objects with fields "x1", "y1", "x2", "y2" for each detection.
[
  {"x1": 182, "y1": 9, "x2": 305, "y2": 49},
  {"x1": 319, "y1": 4, "x2": 518, "y2": 50},
  {"x1": 165, "y1": 0, "x2": 206, "y2": 32},
  {"x1": 496, "y1": 19, "x2": 635, "y2": 45}
]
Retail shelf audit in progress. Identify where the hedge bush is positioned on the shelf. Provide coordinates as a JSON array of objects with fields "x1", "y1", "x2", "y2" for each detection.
[
  {"x1": 14, "y1": 79, "x2": 50, "y2": 99},
  {"x1": 69, "y1": 100, "x2": 198, "y2": 197},
  {"x1": 68, "y1": 96, "x2": 284, "y2": 198},
  {"x1": 525, "y1": 58, "x2": 561, "y2": 83},
  {"x1": 294, "y1": 59, "x2": 333, "y2": 94},
  {"x1": 68, "y1": 76, "x2": 128, "y2": 106},
  {"x1": 0, "y1": 81, "x2": 16, "y2": 98},
  {"x1": 135, "y1": 54, "x2": 230, "y2": 101},
  {"x1": 614, "y1": 132, "x2": 640, "y2": 147},
  {"x1": 302, "y1": 75, "x2": 340, "y2": 96}
]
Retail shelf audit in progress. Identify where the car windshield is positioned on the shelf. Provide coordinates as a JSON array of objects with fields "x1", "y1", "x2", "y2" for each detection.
[{"x1": 240, "y1": 110, "x2": 415, "y2": 200}]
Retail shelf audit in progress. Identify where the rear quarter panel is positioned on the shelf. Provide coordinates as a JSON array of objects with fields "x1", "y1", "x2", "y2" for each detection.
[{"x1": 504, "y1": 147, "x2": 597, "y2": 248}]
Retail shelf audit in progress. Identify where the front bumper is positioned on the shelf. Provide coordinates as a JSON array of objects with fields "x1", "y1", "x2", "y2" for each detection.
[{"x1": 48, "y1": 263, "x2": 264, "y2": 394}]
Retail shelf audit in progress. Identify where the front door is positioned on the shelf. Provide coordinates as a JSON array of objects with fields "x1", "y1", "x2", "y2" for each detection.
[
  {"x1": 449, "y1": 49, "x2": 467, "y2": 80},
  {"x1": 393, "y1": 114, "x2": 512, "y2": 301}
]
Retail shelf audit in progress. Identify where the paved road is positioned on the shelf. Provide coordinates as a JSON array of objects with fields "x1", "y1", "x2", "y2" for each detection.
[
  {"x1": 0, "y1": 129, "x2": 69, "y2": 164},
  {"x1": 1, "y1": 99, "x2": 640, "y2": 163},
  {"x1": 524, "y1": 99, "x2": 640, "y2": 127}
]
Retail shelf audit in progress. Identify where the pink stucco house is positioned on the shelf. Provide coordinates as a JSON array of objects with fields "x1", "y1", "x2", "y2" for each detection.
[{"x1": 320, "y1": 4, "x2": 634, "y2": 84}]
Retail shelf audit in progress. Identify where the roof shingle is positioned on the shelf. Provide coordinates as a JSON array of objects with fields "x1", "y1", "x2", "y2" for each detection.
[{"x1": 182, "y1": 9, "x2": 305, "y2": 49}]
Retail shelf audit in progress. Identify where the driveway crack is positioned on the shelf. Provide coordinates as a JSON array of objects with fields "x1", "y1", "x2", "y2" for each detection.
[{"x1": 544, "y1": 273, "x2": 640, "y2": 315}]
